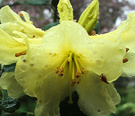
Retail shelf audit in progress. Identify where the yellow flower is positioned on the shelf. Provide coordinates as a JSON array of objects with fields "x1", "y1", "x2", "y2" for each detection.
[
  {"x1": 0, "y1": 6, "x2": 45, "y2": 65},
  {"x1": 91, "y1": 12, "x2": 135, "y2": 78},
  {"x1": 0, "y1": 0, "x2": 135, "y2": 116},
  {"x1": 118, "y1": 12, "x2": 135, "y2": 77}
]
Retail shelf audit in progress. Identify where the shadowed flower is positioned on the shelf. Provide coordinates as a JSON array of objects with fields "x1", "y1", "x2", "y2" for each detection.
[{"x1": 0, "y1": 0, "x2": 135, "y2": 116}]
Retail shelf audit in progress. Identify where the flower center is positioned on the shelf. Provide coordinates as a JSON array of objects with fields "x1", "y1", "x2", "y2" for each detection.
[
  {"x1": 55, "y1": 51, "x2": 85, "y2": 104},
  {"x1": 55, "y1": 51, "x2": 85, "y2": 86}
]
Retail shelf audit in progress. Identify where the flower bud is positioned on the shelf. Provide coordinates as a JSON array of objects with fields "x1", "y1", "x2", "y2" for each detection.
[
  {"x1": 58, "y1": 0, "x2": 73, "y2": 23},
  {"x1": 78, "y1": 0, "x2": 99, "y2": 32}
]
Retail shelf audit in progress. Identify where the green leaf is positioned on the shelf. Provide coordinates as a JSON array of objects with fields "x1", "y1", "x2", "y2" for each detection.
[
  {"x1": 116, "y1": 103, "x2": 135, "y2": 116},
  {"x1": 0, "y1": 90, "x2": 20, "y2": 113},
  {"x1": 18, "y1": 95, "x2": 36, "y2": 113},
  {"x1": 42, "y1": 22, "x2": 59, "y2": 31},
  {"x1": 0, "y1": 88, "x2": 3, "y2": 100},
  {"x1": 2, "y1": 63, "x2": 16, "y2": 75},
  {"x1": 1, "y1": 112, "x2": 35, "y2": 116},
  {"x1": 16, "y1": 0, "x2": 50, "y2": 5},
  {"x1": 0, "y1": 64, "x2": 2, "y2": 77}
]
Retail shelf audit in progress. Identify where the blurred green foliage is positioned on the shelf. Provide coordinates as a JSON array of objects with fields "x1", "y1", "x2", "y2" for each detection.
[
  {"x1": 16, "y1": 0, "x2": 50, "y2": 5},
  {"x1": 0, "y1": 90, "x2": 20, "y2": 113},
  {"x1": 2, "y1": 63, "x2": 16, "y2": 74}
]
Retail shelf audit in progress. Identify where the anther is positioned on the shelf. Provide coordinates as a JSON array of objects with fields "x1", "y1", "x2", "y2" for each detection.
[
  {"x1": 18, "y1": 12, "x2": 23, "y2": 17},
  {"x1": 58, "y1": 72, "x2": 63, "y2": 77},
  {"x1": 123, "y1": 58, "x2": 128, "y2": 63},
  {"x1": 74, "y1": 20, "x2": 77, "y2": 22},
  {"x1": 15, "y1": 51, "x2": 26, "y2": 57},
  {"x1": 81, "y1": 68, "x2": 85, "y2": 74},
  {"x1": 100, "y1": 74, "x2": 109, "y2": 84},
  {"x1": 71, "y1": 79, "x2": 76, "y2": 87},
  {"x1": 76, "y1": 71, "x2": 81, "y2": 78},
  {"x1": 126, "y1": 48, "x2": 129, "y2": 52},
  {"x1": 55, "y1": 67, "x2": 59, "y2": 73},
  {"x1": 71, "y1": 83, "x2": 74, "y2": 87},
  {"x1": 72, "y1": 79, "x2": 76, "y2": 84},
  {"x1": 77, "y1": 78, "x2": 81, "y2": 84},
  {"x1": 60, "y1": 67, "x2": 64, "y2": 72},
  {"x1": 89, "y1": 30, "x2": 96, "y2": 36}
]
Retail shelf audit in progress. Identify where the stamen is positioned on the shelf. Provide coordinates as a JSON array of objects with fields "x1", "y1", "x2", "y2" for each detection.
[
  {"x1": 74, "y1": 20, "x2": 77, "y2": 22},
  {"x1": 71, "y1": 79, "x2": 76, "y2": 87},
  {"x1": 18, "y1": 12, "x2": 23, "y2": 17},
  {"x1": 100, "y1": 74, "x2": 109, "y2": 84},
  {"x1": 81, "y1": 68, "x2": 85, "y2": 74},
  {"x1": 60, "y1": 67, "x2": 64, "y2": 72},
  {"x1": 76, "y1": 70, "x2": 81, "y2": 78},
  {"x1": 123, "y1": 58, "x2": 128, "y2": 63},
  {"x1": 77, "y1": 58, "x2": 85, "y2": 69},
  {"x1": 55, "y1": 51, "x2": 85, "y2": 104},
  {"x1": 18, "y1": 12, "x2": 26, "y2": 22},
  {"x1": 58, "y1": 72, "x2": 63, "y2": 77},
  {"x1": 74, "y1": 55, "x2": 81, "y2": 77},
  {"x1": 67, "y1": 52, "x2": 72, "y2": 62},
  {"x1": 55, "y1": 67, "x2": 59, "y2": 74},
  {"x1": 60, "y1": 58, "x2": 68, "y2": 71},
  {"x1": 77, "y1": 78, "x2": 81, "y2": 84},
  {"x1": 15, "y1": 51, "x2": 26, "y2": 57},
  {"x1": 89, "y1": 30, "x2": 96, "y2": 36},
  {"x1": 126, "y1": 48, "x2": 129, "y2": 52}
]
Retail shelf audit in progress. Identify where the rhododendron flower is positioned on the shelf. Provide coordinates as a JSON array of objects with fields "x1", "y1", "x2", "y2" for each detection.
[{"x1": 0, "y1": 0, "x2": 135, "y2": 116}]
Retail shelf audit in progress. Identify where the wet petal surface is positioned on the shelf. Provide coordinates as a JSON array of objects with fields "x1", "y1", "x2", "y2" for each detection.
[{"x1": 75, "y1": 72, "x2": 121, "y2": 116}]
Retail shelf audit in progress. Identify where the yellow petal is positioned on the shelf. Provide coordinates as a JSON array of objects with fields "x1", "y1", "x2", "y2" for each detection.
[
  {"x1": 0, "y1": 28, "x2": 27, "y2": 65},
  {"x1": 0, "y1": 6, "x2": 45, "y2": 38},
  {"x1": 34, "y1": 72, "x2": 69, "y2": 116},
  {"x1": 18, "y1": 11, "x2": 32, "y2": 23},
  {"x1": 0, "y1": 23, "x2": 24, "y2": 38},
  {"x1": 90, "y1": 31, "x2": 126, "y2": 83},
  {"x1": 15, "y1": 45, "x2": 69, "y2": 116},
  {"x1": 12, "y1": 31, "x2": 42, "y2": 46},
  {"x1": 0, "y1": 72, "x2": 24, "y2": 98},
  {"x1": 75, "y1": 72, "x2": 120, "y2": 116},
  {"x1": 42, "y1": 21, "x2": 91, "y2": 54},
  {"x1": 119, "y1": 12, "x2": 135, "y2": 77}
]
